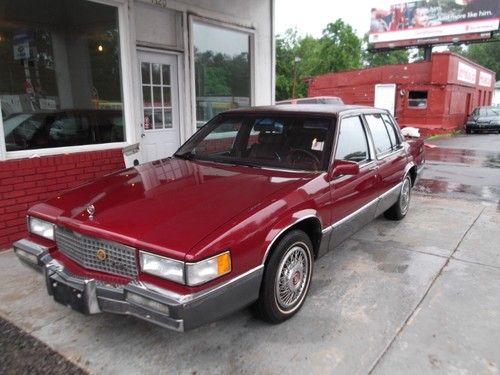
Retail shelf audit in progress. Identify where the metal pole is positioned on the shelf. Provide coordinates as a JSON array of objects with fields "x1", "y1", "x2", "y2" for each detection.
[{"x1": 423, "y1": 46, "x2": 432, "y2": 61}]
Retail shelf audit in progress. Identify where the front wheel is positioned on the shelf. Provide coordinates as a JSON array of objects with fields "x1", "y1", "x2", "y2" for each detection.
[
  {"x1": 384, "y1": 175, "x2": 412, "y2": 221},
  {"x1": 254, "y1": 230, "x2": 314, "y2": 324}
]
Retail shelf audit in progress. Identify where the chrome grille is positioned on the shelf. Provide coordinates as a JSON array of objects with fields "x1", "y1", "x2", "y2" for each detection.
[{"x1": 55, "y1": 227, "x2": 138, "y2": 278}]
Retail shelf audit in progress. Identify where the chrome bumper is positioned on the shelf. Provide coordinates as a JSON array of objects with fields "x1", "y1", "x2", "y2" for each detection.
[{"x1": 13, "y1": 239, "x2": 263, "y2": 332}]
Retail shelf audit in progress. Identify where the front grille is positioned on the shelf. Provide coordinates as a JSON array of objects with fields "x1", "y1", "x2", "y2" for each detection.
[{"x1": 55, "y1": 227, "x2": 138, "y2": 278}]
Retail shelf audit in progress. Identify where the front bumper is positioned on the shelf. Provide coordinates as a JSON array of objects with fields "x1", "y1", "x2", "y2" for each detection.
[
  {"x1": 466, "y1": 123, "x2": 500, "y2": 131},
  {"x1": 13, "y1": 239, "x2": 263, "y2": 332}
]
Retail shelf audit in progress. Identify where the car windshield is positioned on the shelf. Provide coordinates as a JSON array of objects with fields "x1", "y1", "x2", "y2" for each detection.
[
  {"x1": 479, "y1": 108, "x2": 500, "y2": 117},
  {"x1": 175, "y1": 114, "x2": 334, "y2": 171}
]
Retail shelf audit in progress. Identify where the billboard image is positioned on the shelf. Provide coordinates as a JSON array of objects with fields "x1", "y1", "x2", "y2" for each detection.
[{"x1": 369, "y1": 0, "x2": 499, "y2": 48}]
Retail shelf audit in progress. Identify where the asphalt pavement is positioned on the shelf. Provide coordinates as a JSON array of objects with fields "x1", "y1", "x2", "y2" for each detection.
[
  {"x1": 0, "y1": 133, "x2": 499, "y2": 374},
  {"x1": 416, "y1": 133, "x2": 500, "y2": 202}
]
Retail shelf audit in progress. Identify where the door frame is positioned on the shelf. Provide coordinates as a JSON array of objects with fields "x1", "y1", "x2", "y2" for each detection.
[{"x1": 136, "y1": 47, "x2": 185, "y2": 162}]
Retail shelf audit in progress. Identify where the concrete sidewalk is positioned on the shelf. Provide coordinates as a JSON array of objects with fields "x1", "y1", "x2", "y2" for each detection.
[{"x1": 0, "y1": 195, "x2": 499, "y2": 374}]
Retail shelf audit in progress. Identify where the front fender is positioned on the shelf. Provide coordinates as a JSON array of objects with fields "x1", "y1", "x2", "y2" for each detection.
[{"x1": 260, "y1": 209, "x2": 323, "y2": 264}]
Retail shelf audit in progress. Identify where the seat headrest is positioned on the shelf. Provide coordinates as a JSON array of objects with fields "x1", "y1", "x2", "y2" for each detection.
[{"x1": 258, "y1": 131, "x2": 283, "y2": 144}]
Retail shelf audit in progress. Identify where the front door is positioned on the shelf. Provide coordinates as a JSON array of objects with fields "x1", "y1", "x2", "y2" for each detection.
[{"x1": 138, "y1": 50, "x2": 181, "y2": 162}]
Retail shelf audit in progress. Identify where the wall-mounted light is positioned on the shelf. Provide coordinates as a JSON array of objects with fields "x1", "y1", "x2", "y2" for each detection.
[{"x1": 97, "y1": 44, "x2": 103, "y2": 52}]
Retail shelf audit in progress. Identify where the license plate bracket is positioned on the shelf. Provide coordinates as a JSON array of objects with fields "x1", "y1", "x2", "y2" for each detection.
[{"x1": 51, "y1": 278, "x2": 88, "y2": 314}]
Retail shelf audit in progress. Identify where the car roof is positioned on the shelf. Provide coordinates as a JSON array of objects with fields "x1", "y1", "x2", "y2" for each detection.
[{"x1": 225, "y1": 104, "x2": 380, "y2": 116}]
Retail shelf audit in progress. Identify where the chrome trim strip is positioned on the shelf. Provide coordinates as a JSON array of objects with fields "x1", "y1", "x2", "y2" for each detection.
[
  {"x1": 261, "y1": 214, "x2": 320, "y2": 265},
  {"x1": 322, "y1": 182, "x2": 403, "y2": 234},
  {"x1": 13, "y1": 239, "x2": 49, "y2": 255},
  {"x1": 135, "y1": 264, "x2": 265, "y2": 304},
  {"x1": 379, "y1": 182, "x2": 403, "y2": 200}
]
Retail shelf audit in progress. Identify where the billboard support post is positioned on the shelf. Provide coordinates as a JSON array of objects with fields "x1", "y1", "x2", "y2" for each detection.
[{"x1": 423, "y1": 46, "x2": 432, "y2": 62}]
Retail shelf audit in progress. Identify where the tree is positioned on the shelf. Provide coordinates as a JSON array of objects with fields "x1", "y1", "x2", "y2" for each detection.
[
  {"x1": 466, "y1": 38, "x2": 500, "y2": 78},
  {"x1": 275, "y1": 21, "x2": 363, "y2": 101},
  {"x1": 362, "y1": 33, "x2": 409, "y2": 67},
  {"x1": 315, "y1": 20, "x2": 362, "y2": 74},
  {"x1": 275, "y1": 28, "x2": 300, "y2": 101}
]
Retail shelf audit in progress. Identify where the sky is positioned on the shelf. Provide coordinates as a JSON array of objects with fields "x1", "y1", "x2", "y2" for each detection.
[{"x1": 275, "y1": 0, "x2": 400, "y2": 38}]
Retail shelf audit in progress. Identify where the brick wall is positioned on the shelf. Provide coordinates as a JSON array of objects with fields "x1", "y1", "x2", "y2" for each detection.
[{"x1": 0, "y1": 149, "x2": 125, "y2": 250}]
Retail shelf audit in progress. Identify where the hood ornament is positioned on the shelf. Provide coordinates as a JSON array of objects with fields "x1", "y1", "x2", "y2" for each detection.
[{"x1": 86, "y1": 204, "x2": 95, "y2": 220}]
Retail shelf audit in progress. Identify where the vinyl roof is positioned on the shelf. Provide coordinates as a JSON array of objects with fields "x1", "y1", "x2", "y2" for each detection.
[{"x1": 226, "y1": 104, "x2": 377, "y2": 115}]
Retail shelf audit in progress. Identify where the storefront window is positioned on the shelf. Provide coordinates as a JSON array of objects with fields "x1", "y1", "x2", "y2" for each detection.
[
  {"x1": 193, "y1": 22, "x2": 251, "y2": 128},
  {"x1": 0, "y1": 0, "x2": 124, "y2": 152}
]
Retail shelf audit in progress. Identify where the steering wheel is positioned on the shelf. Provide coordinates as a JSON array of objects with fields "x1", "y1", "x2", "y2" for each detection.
[{"x1": 286, "y1": 149, "x2": 320, "y2": 169}]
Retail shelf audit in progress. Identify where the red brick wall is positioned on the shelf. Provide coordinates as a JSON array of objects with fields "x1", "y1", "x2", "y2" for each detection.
[{"x1": 0, "y1": 149, "x2": 125, "y2": 250}]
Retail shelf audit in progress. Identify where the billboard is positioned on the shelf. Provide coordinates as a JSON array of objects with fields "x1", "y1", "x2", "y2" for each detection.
[{"x1": 369, "y1": 0, "x2": 499, "y2": 48}]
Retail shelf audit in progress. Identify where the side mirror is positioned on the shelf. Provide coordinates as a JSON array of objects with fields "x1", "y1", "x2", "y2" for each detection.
[{"x1": 330, "y1": 160, "x2": 360, "y2": 178}]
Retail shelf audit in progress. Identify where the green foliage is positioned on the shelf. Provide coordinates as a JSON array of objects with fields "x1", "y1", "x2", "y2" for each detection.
[
  {"x1": 195, "y1": 50, "x2": 250, "y2": 97},
  {"x1": 275, "y1": 20, "x2": 362, "y2": 101},
  {"x1": 362, "y1": 33, "x2": 409, "y2": 67},
  {"x1": 466, "y1": 39, "x2": 500, "y2": 78},
  {"x1": 316, "y1": 20, "x2": 362, "y2": 74}
]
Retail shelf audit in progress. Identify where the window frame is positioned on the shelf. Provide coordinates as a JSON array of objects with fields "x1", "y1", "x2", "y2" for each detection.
[
  {"x1": 408, "y1": 90, "x2": 428, "y2": 109},
  {"x1": 188, "y1": 15, "x2": 256, "y2": 137},
  {"x1": 0, "y1": 0, "x2": 134, "y2": 161}
]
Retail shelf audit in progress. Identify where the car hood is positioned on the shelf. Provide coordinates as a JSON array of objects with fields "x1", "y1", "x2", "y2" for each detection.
[
  {"x1": 471, "y1": 116, "x2": 500, "y2": 122},
  {"x1": 33, "y1": 158, "x2": 308, "y2": 260}
]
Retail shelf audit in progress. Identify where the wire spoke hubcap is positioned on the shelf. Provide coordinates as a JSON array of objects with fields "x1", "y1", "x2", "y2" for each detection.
[
  {"x1": 275, "y1": 245, "x2": 310, "y2": 311},
  {"x1": 400, "y1": 178, "x2": 411, "y2": 214}
]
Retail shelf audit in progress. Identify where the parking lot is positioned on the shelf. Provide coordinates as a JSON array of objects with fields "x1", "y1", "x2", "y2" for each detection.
[{"x1": 1, "y1": 134, "x2": 499, "y2": 375}]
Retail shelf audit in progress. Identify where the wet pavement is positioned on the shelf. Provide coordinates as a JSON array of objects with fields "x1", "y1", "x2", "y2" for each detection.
[
  {"x1": 1, "y1": 194, "x2": 499, "y2": 374},
  {"x1": 416, "y1": 133, "x2": 500, "y2": 202}
]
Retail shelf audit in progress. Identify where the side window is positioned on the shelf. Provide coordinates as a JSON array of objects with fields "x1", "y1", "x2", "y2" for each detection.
[
  {"x1": 335, "y1": 116, "x2": 370, "y2": 163},
  {"x1": 365, "y1": 114, "x2": 392, "y2": 155},
  {"x1": 408, "y1": 91, "x2": 428, "y2": 108},
  {"x1": 381, "y1": 114, "x2": 401, "y2": 148}
]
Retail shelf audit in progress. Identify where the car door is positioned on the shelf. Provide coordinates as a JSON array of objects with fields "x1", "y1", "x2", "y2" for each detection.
[
  {"x1": 364, "y1": 112, "x2": 407, "y2": 216},
  {"x1": 327, "y1": 114, "x2": 380, "y2": 248}
]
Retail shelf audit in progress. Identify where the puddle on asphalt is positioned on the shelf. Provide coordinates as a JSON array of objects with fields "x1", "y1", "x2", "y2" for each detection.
[
  {"x1": 416, "y1": 179, "x2": 500, "y2": 202},
  {"x1": 426, "y1": 148, "x2": 500, "y2": 169}
]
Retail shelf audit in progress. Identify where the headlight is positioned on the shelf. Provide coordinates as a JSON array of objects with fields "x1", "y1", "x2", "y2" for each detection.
[
  {"x1": 139, "y1": 251, "x2": 184, "y2": 284},
  {"x1": 28, "y1": 216, "x2": 55, "y2": 241},
  {"x1": 186, "y1": 251, "x2": 231, "y2": 286},
  {"x1": 139, "y1": 250, "x2": 231, "y2": 286}
]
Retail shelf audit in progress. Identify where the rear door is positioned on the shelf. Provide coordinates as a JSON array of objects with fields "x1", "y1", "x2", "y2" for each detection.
[
  {"x1": 328, "y1": 114, "x2": 380, "y2": 247},
  {"x1": 364, "y1": 112, "x2": 407, "y2": 216}
]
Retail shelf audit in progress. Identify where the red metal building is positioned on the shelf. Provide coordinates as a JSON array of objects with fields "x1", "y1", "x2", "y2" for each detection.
[{"x1": 308, "y1": 52, "x2": 496, "y2": 135}]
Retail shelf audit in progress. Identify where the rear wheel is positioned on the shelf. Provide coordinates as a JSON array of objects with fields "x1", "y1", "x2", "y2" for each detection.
[
  {"x1": 384, "y1": 175, "x2": 412, "y2": 221},
  {"x1": 254, "y1": 230, "x2": 313, "y2": 324},
  {"x1": 466, "y1": 128, "x2": 471, "y2": 134}
]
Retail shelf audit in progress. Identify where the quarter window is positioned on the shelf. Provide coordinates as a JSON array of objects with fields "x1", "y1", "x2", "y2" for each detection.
[
  {"x1": 381, "y1": 114, "x2": 401, "y2": 148},
  {"x1": 335, "y1": 116, "x2": 370, "y2": 163},
  {"x1": 365, "y1": 114, "x2": 392, "y2": 155}
]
